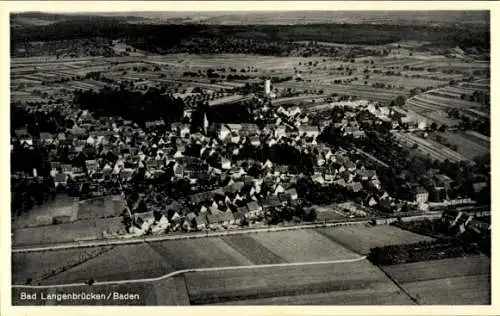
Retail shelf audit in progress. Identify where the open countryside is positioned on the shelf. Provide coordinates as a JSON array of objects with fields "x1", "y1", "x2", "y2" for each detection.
[{"x1": 11, "y1": 10, "x2": 490, "y2": 306}]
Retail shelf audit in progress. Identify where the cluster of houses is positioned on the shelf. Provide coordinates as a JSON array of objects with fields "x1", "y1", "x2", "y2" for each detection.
[
  {"x1": 13, "y1": 90, "x2": 468, "y2": 237},
  {"x1": 442, "y1": 208, "x2": 491, "y2": 237}
]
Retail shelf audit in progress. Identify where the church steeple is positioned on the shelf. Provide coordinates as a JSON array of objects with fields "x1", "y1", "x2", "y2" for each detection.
[{"x1": 203, "y1": 112, "x2": 209, "y2": 134}]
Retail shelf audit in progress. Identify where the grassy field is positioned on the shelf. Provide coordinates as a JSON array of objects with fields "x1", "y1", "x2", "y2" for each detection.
[
  {"x1": 43, "y1": 244, "x2": 174, "y2": 285},
  {"x1": 394, "y1": 132, "x2": 467, "y2": 163},
  {"x1": 15, "y1": 227, "x2": 363, "y2": 286},
  {"x1": 12, "y1": 247, "x2": 112, "y2": 285},
  {"x1": 221, "y1": 235, "x2": 286, "y2": 265},
  {"x1": 383, "y1": 256, "x2": 490, "y2": 305},
  {"x1": 12, "y1": 195, "x2": 78, "y2": 229},
  {"x1": 13, "y1": 226, "x2": 487, "y2": 305},
  {"x1": 184, "y1": 259, "x2": 412, "y2": 305},
  {"x1": 147, "y1": 238, "x2": 249, "y2": 270},
  {"x1": 250, "y1": 230, "x2": 358, "y2": 262},
  {"x1": 215, "y1": 286, "x2": 414, "y2": 305},
  {"x1": 433, "y1": 131, "x2": 490, "y2": 160},
  {"x1": 403, "y1": 274, "x2": 490, "y2": 305},
  {"x1": 316, "y1": 225, "x2": 434, "y2": 255},
  {"x1": 12, "y1": 217, "x2": 125, "y2": 247}
]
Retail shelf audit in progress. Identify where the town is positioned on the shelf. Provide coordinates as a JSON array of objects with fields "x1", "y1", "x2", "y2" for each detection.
[{"x1": 10, "y1": 10, "x2": 491, "y2": 306}]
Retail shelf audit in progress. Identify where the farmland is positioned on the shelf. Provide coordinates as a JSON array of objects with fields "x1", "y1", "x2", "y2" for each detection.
[
  {"x1": 41, "y1": 243, "x2": 175, "y2": 285},
  {"x1": 393, "y1": 132, "x2": 469, "y2": 163},
  {"x1": 249, "y1": 230, "x2": 359, "y2": 262},
  {"x1": 13, "y1": 224, "x2": 434, "y2": 288},
  {"x1": 12, "y1": 216, "x2": 125, "y2": 247},
  {"x1": 184, "y1": 259, "x2": 413, "y2": 305},
  {"x1": 383, "y1": 256, "x2": 490, "y2": 305},
  {"x1": 11, "y1": 51, "x2": 490, "y2": 107},
  {"x1": 12, "y1": 194, "x2": 78, "y2": 229},
  {"x1": 10, "y1": 11, "x2": 490, "y2": 306},
  {"x1": 29, "y1": 228, "x2": 358, "y2": 285},
  {"x1": 12, "y1": 246, "x2": 114, "y2": 285},
  {"x1": 13, "y1": 259, "x2": 413, "y2": 306},
  {"x1": 13, "y1": 253, "x2": 490, "y2": 305},
  {"x1": 428, "y1": 131, "x2": 490, "y2": 160},
  {"x1": 316, "y1": 225, "x2": 435, "y2": 255}
]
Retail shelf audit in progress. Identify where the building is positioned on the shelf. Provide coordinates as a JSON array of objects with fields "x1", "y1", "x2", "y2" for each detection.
[
  {"x1": 265, "y1": 79, "x2": 271, "y2": 95},
  {"x1": 298, "y1": 125, "x2": 320, "y2": 139},
  {"x1": 414, "y1": 186, "x2": 429, "y2": 204}
]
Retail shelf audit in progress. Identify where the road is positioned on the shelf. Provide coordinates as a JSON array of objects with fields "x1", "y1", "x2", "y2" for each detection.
[
  {"x1": 13, "y1": 211, "x2": 443, "y2": 253},
  {"x1": 12, "y1": 219, "x2": 371, "y2": 253},
  {"x1": 12, "y1": 255, "x2": 367, "y2": 289}
]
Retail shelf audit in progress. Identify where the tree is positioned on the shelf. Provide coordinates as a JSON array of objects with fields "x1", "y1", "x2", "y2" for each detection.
[
  {"x1": 438, "y1": 124, "x2": 448, "y2": 132},
  {"x1": 393, "y1": 95, "x2": 406, "y2": 107}
]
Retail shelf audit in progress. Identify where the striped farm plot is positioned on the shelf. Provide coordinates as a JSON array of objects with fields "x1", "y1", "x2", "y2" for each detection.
[
  {"x1": 430, "y1": 86, "x2": 478, "y2": 99},
  {"x1": 185, "y1": 259, "x2": 411, "y2": 305},
  {"x1": 420, "y1": 93, "x2": 486, "y2": 109},
  {"x1": 459, "y1": 81, "x2": 490, "y2": 92},
  {"x1": 394, "y1": 133, "x2": 468, "y2": 162},
  {"x1": 376, "y1": 57, "x2": 427, "y2": 68},
  {"x1": 315, "y1": 225, "x2": 434, "y2": 255},
  {"x1": 407, "y1": 93, "x2": 486, "y2": 116},
  {"x1": 365, "y1": 75, "x2": 445, "y2": 89},
  {"x1": 41, "y1": 243, "x2": 175, "y2": 285},
  {"x1": 147, "y1": 238, "x2": 253, "y2": 270},
  {"x1": 12, "y1": 247, "x2": 113, "y2": 285},
  {"x1": 419, "y1": 111, "x2": 461, "y2": 127},
  {"x1": 433, "y1": 132, "x2": 490, "y2": 159},
  {"x1": 277, "y1": 81, "x2": 401, "y2": 102},
  {"x1": 383, "y1": 256, "x2": 490, "y2": 305},
  {"x1": 66, "y1": 81, "x2": 101, "y2": 90},
  {"x1": 249, "y1": 229, "x2": 359, "y2": 262}
]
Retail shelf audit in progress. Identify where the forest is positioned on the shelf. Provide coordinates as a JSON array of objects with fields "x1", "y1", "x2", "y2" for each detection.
[{"x1": 11, "y1": 18, "x2": 490, "y2": 57}]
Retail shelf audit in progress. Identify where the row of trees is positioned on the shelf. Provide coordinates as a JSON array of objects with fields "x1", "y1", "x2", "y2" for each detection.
[
  {"x1": 367, "y1": 240, "x2": 480, "y2": 266},
  {"x1": 73, "y1": 86, "x2": 185, "y2": 128}
]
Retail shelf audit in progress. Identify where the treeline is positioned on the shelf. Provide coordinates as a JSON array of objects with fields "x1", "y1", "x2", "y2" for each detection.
[
  {"x1": 11, "y1": 103, "x2": 69, "y2": 134},
  {"x1": 190, "y1": 100, "x2": 256, "y2": 129},
  {"x1": 73, "y1": 87, "x2": 185, "y2": 127},
  {"x1": 12, "y1": 21, "x2": 490, "y2": 54},
  {"x1": 11, "y1": 175, "x2": 56, "y2": 218},
  {"x1": 393, "y1": 218, "x2": 490, "y2": 256},
  {"x1": 460, "y1": 90, "x2": 490, "y2": 106},
  {"x1": 367, "y1": 239, "x2": 481, "y2": 266}
]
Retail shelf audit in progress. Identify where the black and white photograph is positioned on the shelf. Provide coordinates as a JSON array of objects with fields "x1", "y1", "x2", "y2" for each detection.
[{"x1": 6, "y1": 2, "x2": 493, "y2": 308}]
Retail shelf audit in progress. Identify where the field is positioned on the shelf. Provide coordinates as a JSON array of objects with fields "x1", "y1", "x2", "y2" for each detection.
[
  {"x1": 184, "y1": 259, "x2": 414, "y2": 305},
  {"x1": 76, "y1": 195, "x2": 126, "y2": 220},
  {"x1": 316, "y1": 225, "x2": 434, "y2": 255},
  {"x1": 11, "y1": 53, "x2": 489, "y2": 108},
  {"x1": 42, "y1": 244, "x2": 174, "y2": 285},
  {"x1": 13, "y1": 224, "x2": 484, "y2": 305},
  {"x1": 383, "y1": 256, "x2": 490, "y2": 305},
  {"x1": 249, "y1": 230, "x2": 359, "y2": 262},
  {"x1": 14, "y1": 225, "x2": 432, "y2": 285},
  {"x1": 12, "y1": 216, "x2": 125, "y2": 247},
  {"x1": 31, "y1": 229, "x2": 358, "y2": 285},
  {"x1": 221, "y1": 235, "x2": 286, "y2": 264},
  {"x1": 394, "y1": 132, "x2": 468, "y2": 163},
  {"x1": 431, "y1": 131, "x2": 490, "y2": 160},
  {"x1": 12, "y1": 247, "x2": 113, "y2": 285},
  {"x1": 12, "y1": 194, "x2": 78, "y2": 229},
  {"x1": 146, "y1": 238, "x2": 252, "y2": 269}
]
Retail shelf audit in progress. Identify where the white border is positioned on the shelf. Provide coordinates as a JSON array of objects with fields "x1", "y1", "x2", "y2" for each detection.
[{"x1": 1, "y1": 2, "x2": 498, "y2": 315}]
